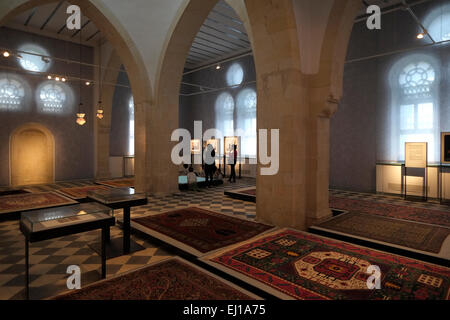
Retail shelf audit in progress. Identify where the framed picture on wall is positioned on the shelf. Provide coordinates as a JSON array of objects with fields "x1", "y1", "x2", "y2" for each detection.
[
  {"x1": 441, "y1": 132, "x2": 450, "y2": 164},
  {"x1": 190, "y1": 139, "x2": 201, "y2": 154},
  {"x1": 204, "y1": 139, "x2": 220, "y2": 155},
  {"x1": 224, "y1": 136, "x2": 241, "y2": 161}
]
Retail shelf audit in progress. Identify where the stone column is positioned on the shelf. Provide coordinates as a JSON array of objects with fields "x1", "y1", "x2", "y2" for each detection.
[
  {"x1": 134, "y1": 100, "x2": 149, "y2": 193},
  {"x1": 246, "y1": 0, "x2": 309, "y2": 231},
  {"x1": 305, "y1": 96, "x2": 339, "y2": 226}
]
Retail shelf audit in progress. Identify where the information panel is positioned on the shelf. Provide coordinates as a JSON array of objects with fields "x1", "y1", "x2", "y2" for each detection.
[
  {"x1": 441, "y1": 132, "x2": 450, "y2": 164},
  {"x1": 405, "y1": 142, "x2": 427, "y2": 168}
]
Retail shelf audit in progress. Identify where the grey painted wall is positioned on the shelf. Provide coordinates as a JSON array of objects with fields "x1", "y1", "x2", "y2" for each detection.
[
  {"x1": 0, "y1": 27, "x2": 94, "y2": 186},
  {"x1": 109, "y1": 66, "x2": 132, "y2": 156},
  {"x1": 330, "y1": 0, "x2": 450, "y2": 192},
  {"x1": 179, "y1": 55, "x2": 256, "y2": 139}
]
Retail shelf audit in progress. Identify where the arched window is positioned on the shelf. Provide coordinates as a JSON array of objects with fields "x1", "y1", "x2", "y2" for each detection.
[
  {"x1": 226, "y1": 63, "x2": 243, "y2": 87},
  {"x1": 425, "y1": 4, "x2": 450, "y2": 42},
  {"x1": 39, "y1": 83, "x2": 66, "y2": 112},
  {"x1": 389, "y1": 56, "x2": 439, "y2": 162},
  {"x1": 215, "y1": 92, "x2": 235, "y2": 144},
  {"x1": 0, "y1": 78, "x2": 25, "y2": 111},
  {"x1": 18, "y1": 44, "x2": 50, "y2": 72},
  {"x1": 129, "y1": 96, "x2": 135, "y2": 156},
  {"x1": 236, "y1": 88, "x2": 257, "y2": 157}
]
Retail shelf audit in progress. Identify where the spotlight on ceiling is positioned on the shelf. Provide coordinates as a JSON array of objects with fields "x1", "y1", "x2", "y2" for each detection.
[
  {"x1": 61, "y1": 77, "x2": 66, "y2": 82},
  {"x1": 2, "y1": 51, "x2": 10, "y2": 58},
  {"x1": 417, "y1": 33, "x2": 425, "y2": 39},
  {"x1": 47, "y1": 75, "x2": 52, "y2": 80},
  {"x1": 55, "y1": 76, "x2": 60, "y2": 81},
  {"x1": 216, "y1": 65, "x2": 221, "y2": 70},
  {"x1": 85, "y1": 81, "x2": 91, "y2": 86}
]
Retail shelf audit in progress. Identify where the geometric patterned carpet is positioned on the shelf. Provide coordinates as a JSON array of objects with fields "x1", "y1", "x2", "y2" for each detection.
[
  {"x1": 0, "y1": 178, "x2": 257, "y2": 300},
  {"x1": 0, "y1": 192, "x2": 77, "y2": 215},
  {"x1": 204, "y1": 229, "x2": 450, "y2": 300},
  {"x1": 56, "y1": 185, "x2": 112, "y2": 200},
  {"x1": 96, "y1": 178, "x2": 134, "y2": 188},
  {"x1": 132, "y1": 207, "x2": 273, "y2": 256},
  {"x1": 52, "y1": 257, "x2": 258, "y2": 300},
  {"x1": 329, "y1": 195, "x2": 450, "y2": 228},
  {"x1": 312, "y1": 212, "x2": 450, "y2": 254}
]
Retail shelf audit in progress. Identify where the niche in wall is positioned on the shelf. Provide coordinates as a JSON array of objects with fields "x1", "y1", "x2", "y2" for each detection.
[{"x1": 10, "y1": 123, "x2": 55, "y2": 186}]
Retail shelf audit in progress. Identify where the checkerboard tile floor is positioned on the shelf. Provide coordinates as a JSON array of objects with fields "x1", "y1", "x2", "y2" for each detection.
[{"x1": 0, "y1": 178, "x2": 257, "y2": 300}]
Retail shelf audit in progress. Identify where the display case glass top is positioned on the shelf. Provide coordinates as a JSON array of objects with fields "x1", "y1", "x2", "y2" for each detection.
[
  {"x1": 87, "y1": 188, "x2": 147, "y2": 204},
  {"x1": 21, "y1": 202, "x2": 112, "y2": 233}
]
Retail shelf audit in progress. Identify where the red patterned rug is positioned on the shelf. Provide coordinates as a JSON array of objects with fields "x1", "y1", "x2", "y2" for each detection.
[
  {"x1": 330, "y1": 196, "x2": 450, "y2": 227},
  {"x1": 0, "y1": 192, "x2": 77, "y2": 215},
  {"x1": 97, "y1": 178, "x2": 134, "y2": 188},
  {"x1": 52, "y1": 258, "x2": 256, "y2": 300},
  {"x1": 132, "y1": 207, "x2": 273, "y2": 256},
  {"x1": 205, "y1": 229, "x2": 450, "y2": 300},
  {"x1": 240, "y1": 188, "x2": 256, "y2": 196},
  {"x1": 57, "y1": 185, "x2": 112, "y2": 200},
  {"x1": 224, "y1": 188, "x2": 256, "y2": 202}
]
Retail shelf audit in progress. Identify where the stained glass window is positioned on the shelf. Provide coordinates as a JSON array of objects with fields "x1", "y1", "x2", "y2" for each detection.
[
  {"x1": 0, "y1": 78, "x2": 25, "y2": 111},
  {"x1": 39, "y1": 83, "x2": 66, "y2": 112},
  {"x1": 398, "y1": 62, "x2": 435, "y2": 98},
  {"x1": 215, "y1": 92, "x2": 235, "y2": 140},
  {"x1": 395, "y1": 60, "x2": 437, "y2": 161},
  {"x1": 18, "y1": 44, "x2": 50, "y2": 72},
  {"x1": 236, "y1": 88, "x2": 257, "y2": 157},
  {"x1": 129, "y1": 96, "x2": 135, "y2": 156},
  {"x1": 226, "y1": 63, "x2": 244, "y2": 87}
]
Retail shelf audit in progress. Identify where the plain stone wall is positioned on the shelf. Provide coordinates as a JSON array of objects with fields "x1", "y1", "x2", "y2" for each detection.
[{"x1": 0, "y1": 27, "x2": 94, "y2": 186}]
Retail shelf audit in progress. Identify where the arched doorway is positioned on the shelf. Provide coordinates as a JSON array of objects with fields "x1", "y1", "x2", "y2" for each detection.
[
  {"x1": 0, "y1": 0, "x2": 153, "y2": 192},
  {"x1": 10, "y1": 123, "x2": 55, "y2": 186}
]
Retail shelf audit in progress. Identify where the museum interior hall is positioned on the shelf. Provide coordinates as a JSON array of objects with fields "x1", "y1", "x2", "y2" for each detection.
[{"x1": 0, "y1": 0, "x2": 449, "y2": 301}]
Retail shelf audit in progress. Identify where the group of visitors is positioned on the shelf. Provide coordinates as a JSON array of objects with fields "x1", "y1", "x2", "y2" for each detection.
[{"x1": 180, "y1": 143, "x2": 238, "y2": 191}]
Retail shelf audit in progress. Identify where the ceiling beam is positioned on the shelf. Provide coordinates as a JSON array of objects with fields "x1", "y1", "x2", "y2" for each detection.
[{"x1": 40, "y1": 1, "x2": 64, "y2": 30}]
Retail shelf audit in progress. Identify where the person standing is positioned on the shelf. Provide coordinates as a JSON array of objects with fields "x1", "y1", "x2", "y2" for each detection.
[
  {"x1": 205, "y1": 144, "x2": 215, "y2": 187},
  {"x1": 228, "y1": 144, "x2": 237, "y2": 183}
]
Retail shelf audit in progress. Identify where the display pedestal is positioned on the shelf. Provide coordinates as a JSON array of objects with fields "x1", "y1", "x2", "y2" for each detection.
[{"x1": 89, "y1": 237, "x2": 145, "y2": 259}]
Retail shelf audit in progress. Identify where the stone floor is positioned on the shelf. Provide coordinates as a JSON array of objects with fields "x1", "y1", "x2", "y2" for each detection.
[
  {"x1": 1, "y1": 180, "x2": 449, "y2": 300},
  {"x1": 0, "y1": 178, "x2": 257, "y2": 300}
]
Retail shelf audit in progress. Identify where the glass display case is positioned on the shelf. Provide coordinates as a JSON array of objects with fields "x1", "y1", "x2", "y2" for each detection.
[
  {"x1": 21, "y1": 202, "x2": 112, "y2": 233},
  {"x1": 87, "y1": 187, "x2": 147, "y2": 205}
]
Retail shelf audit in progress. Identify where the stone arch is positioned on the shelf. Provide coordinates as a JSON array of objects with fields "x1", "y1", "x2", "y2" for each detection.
[
  {"x1": 154, "y1": 0, "x2": 359, "y2": 228},
  {"x1": 0, "y1": 0, "x2": 152, "y2": 191},
  {"x1": 95, "y1": 49, "x2": 123, "y2": 179},
  {"x1": 10, "y1": 123, "x2": 55, "y2": 186}
]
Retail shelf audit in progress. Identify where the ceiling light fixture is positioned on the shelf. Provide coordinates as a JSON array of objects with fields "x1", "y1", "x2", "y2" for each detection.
[
  {"x1": 216, "y1": 65, "x2": 221, "y2": 70},
  {"x1": 76, "y1": 112, "x2": 86, "y2": 126},
  {"x1": 85, "y1": 81, "x2": 90, "y2": 86},
  {"x1": 417, "y1": 33, "x2": 425, "y2": 39},
  {"x1": 2, "y1": 51, "x2": 10, "y2": 58},
  {"x1": 47, "y1": 75, "x2": 52, "y2": 80}
]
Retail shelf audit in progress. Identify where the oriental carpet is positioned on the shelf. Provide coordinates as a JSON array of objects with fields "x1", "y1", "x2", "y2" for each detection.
[
  {"x1": 57, "y1": 185, "x2": 112, "y2": 200},
  {"x1": 52, "y1": 258, "x2": 257, "y2": 300},
  {"x1": 204, "y1": 229, "x2": 450, "y2": 300},
  {"x1": 311, "y1": 212, "x2": 450, "y2": 254},
  {"x1": 329, "y1": 196, "x2": 450, "y2": 227},
  {"x1": 0, "y1": 192, "x2": 77, "y2": 215},
  {"x1": 96, "y1": 178, "x2": 134, "y2": 188},
  {"x1": 132, "y1": 207, "x2": 273, "y2": 256}
]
